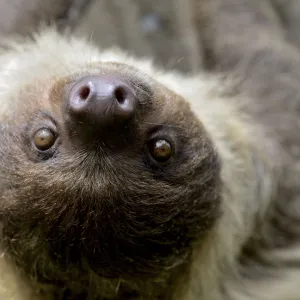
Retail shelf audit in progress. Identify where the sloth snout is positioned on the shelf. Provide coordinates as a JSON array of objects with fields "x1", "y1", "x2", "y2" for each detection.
[{"x1": 65, "y1": 75, "x2": 138, "y2": 127}]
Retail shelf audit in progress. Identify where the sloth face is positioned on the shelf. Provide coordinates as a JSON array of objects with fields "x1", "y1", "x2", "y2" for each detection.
[{"x1": 0, "y1": 62, "x2": 221, "y2": 282}]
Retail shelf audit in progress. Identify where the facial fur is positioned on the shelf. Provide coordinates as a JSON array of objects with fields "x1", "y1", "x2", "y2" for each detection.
[{"x1": 0, "y1": 30, "x2": 222, "y2": 299}]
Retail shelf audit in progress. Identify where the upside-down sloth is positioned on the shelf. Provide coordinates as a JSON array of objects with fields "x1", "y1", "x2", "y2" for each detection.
[{"x1": 0, "y1": 0, "x2": 300, "y2": 299}]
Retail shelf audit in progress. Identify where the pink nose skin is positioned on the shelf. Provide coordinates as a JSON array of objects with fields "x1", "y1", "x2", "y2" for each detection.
[{"x1": 67, "y1": 75, "x2": 137, "y2": 126}]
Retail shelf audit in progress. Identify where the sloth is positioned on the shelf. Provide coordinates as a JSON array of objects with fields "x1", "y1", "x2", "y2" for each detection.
[{"x1": 0, "y1": 7, "x2": 300, "y2": 299}]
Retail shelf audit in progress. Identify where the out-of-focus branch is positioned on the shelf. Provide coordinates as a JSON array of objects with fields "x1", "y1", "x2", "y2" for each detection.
[{"x1": 0, "y1": 0, "x2": 92, "y2": 36}]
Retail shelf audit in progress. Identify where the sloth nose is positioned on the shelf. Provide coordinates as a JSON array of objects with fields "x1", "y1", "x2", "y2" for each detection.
[{"x1": 66, "y1": 75, "x2": 137, "y2": 126}]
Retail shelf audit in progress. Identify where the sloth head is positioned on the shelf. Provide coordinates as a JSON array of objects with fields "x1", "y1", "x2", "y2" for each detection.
[{"x1": 0, "y1": 33, "x2": 221, "y2": 284}]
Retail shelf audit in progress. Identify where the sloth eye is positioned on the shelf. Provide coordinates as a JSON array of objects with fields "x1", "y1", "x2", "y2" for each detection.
[
  {"x1": 148, "y1": 139, "x2": 173, "y2": 162},
  {"x1": 33, "y1": 128, "x2": 56, "y2": 151}
]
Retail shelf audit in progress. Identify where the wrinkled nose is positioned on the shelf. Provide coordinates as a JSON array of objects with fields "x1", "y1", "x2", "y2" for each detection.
[{"x1": 66, "y1": 75, "x2": 137, "y2": 126}]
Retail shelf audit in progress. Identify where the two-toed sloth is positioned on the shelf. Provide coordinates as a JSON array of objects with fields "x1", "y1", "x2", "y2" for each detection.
[{"x1": 0, "y1": 1, "x2": 300, "y2": 299}]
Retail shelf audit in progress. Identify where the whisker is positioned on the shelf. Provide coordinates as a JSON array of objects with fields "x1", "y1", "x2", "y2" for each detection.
[
  {"x1": 167, "y1": 56, "x2": 185, "y2": 71},
  {"x1": 130, "y1": 81, "x2": 152, "y2": 103},
  {"x1": 88, "y1": 30, "x2": 95, "y2": 66}
]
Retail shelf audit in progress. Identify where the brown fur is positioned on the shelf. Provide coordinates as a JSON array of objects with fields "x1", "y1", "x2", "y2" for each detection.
[{"x1": 0, "y1": 1, "x2": 300, "y2": 299}]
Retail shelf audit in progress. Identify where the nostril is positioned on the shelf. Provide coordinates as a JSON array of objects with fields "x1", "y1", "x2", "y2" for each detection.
[
  {"x1": 78, "y1": 85, "x2": 91, "y2": 101},
  {"x1": 114, "y1": 87, "x2": 127, "y2": 105},
  {"x1": 66, "y1": 75, "x2": 138, "y2": 129}
]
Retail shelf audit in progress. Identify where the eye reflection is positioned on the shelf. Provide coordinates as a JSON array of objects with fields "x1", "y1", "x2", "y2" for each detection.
[
  {"x1": 33, "y1": 128, "x2": 56, "y2": 151},
  {"x1": 149, "y1": 139, "x2": 173, "y2": 162}
]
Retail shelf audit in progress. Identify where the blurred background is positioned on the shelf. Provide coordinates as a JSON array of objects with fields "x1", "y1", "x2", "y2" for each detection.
[{"x1": 0, "y1": 0, "x2": 300, "y2": 73}]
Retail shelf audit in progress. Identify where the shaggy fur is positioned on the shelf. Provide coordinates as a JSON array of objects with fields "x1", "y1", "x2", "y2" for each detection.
[{"x1": 0, "y1": 1, "x2": 300, "y2": 300}]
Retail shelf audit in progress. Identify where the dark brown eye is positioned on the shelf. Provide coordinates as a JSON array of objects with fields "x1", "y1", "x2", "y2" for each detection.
[
  {"x1": 33, "y1": 128, "x2": 56, "y2": 151},
  {"x1": 149, "y1": 139, "x2": 173, "y2": 162}
]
